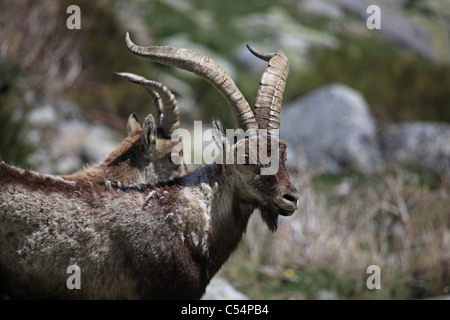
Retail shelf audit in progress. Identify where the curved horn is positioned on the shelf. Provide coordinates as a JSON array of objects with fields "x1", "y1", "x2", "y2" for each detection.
[
  {"x1": 115, "y1": 72, "x2": 180, "y2": 139},
  {"x1": 247, "y1": 44, "x2": 289, "y2": 133},
  {"x1": 125, "y1": 32, "x2": 258, "y2": 132}
]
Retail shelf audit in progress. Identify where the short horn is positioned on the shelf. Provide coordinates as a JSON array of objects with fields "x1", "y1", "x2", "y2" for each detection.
[
  {"x1": 125, "y1": 32, "x2": 258, "y2": 132},
  {"x1": 115, "y1": 72, "x2": 180, "y2": 139},
  {"x1": 247, "y1": 44, "x2": 289, "y2": 133}
]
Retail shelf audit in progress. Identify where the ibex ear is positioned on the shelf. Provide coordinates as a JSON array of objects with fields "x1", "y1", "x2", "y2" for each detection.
[
  {"x1": 211, "y1": 116, "x2": 230, "y2": 163},
  {"x1": 143, "y1": 114, "x2": 157, "y2": 151},
  {"x1": 127, "y1": 112, "x2": 142, "y2": 136},
  {"x1": 212, "y1": 115, "x2": 226, "y2": 142}
]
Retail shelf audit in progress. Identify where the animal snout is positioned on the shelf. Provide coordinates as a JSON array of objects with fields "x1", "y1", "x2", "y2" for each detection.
[
  {"x1": 283, "y1": 192, "x2": 298, "y2": 205},
  {"x1": 283, "y1": 185, "x2": 299, "y2": 205},
  {"x1": 275, "y1": 184, "x2": 299, "y2": 215}
]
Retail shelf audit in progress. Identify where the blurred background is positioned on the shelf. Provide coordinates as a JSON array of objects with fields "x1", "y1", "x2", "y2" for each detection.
[{"x1": 0, "y1": 0, "x2": 449, "y2": 299}]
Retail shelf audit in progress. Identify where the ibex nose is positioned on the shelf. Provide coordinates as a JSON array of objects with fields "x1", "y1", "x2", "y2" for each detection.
[
  {"x1": 283, "y1": 192, "x2": 298, "y2": 205},
  {"x1": 276, "y1": 184, "x2": 299, "y2": 216},
  {"x1": 283, "y1": 185, "x2": 299, "y2": 205}
]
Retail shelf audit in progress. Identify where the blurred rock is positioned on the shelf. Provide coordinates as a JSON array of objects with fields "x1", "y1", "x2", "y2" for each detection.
[
  {"x1": 380, "y1": 121, "x2": 450, "y2": 179},
  {"x1": 233, "y1": 7, "x2": 338, "y2": 72},
  {"x1": 202, "y1": 276, "x2": 249, "y2": 300},
  {"x1": 335, "y1": 0, "x2": 437, "y2": 61},
  {"x1": 299, "y1": 0, "x2": 344, "y2": 19},
  {"x1": 26, "y1": 100, "x2": 122, "y2": 175},
  {"x1": 317, "y1": 289, "x2": 339, "y2": 300},
  {"x1": 281, "y1": 83, "x2": 381, "y2": 174}
]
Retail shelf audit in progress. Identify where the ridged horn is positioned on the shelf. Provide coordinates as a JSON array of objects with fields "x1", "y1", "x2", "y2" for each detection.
[
  {"x1": 247, "y1": 44, "x2": 289, "y2": 133},
  {"x1": 115, "y1": 72, "x2": 180, "y2": 139},
  {"x1": 125, "y1": 32, "x2": 258, "y2": 132}
]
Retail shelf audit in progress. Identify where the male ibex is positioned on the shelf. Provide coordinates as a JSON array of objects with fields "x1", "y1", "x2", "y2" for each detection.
[
  {"x1": 62, "y1": 76, "x2": 186, "y2": 185},
  {"x1": 0, "y1": 35, "x2": 298, "y2": 299}
]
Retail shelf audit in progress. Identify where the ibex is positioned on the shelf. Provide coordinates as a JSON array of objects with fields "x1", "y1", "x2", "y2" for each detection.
[
  {"x1": 0, "y1": 35, "x2": 298, "y2": 299},
  {"x1": 62, "y1": 75, "x2": 186, "y2": 185}
]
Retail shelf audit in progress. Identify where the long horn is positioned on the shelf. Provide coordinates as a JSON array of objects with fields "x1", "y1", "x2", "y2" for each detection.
[
  {"x1": 125, "y1": 32, "x2": 258, "y2": 132},
  {"x1": 115, "y1": 72, "x2": 180, "y2": 139},
  {"x1": 247, "y1": 44, "x2": 289, "y2": 133}
]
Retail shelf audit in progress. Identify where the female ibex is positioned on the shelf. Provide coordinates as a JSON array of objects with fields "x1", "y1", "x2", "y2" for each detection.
[
  {"x1": 0, "y1": 35, "x2": 298, "y2": 299},
  {"x1": 62, "y1": 76, "x2": 186, "y2": 185}
]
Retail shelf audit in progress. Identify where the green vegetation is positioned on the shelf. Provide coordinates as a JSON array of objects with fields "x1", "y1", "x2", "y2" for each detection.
[
  {"x1": 0, "y1": 62, "x2": 35, "y2": 168},
  {"x1": 0, "y1": 105, "x2": 35, "y2": 168},
  {"x1": 299, "y1": 38, "x2": 450, "y2": 122}
]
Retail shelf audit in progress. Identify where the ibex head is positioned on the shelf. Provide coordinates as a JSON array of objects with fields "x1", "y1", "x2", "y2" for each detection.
[
  {"x1": 131, "y1": 112, "x2": 184, "y2": 184},
  {"x1": 125, "y1": 33, "x2": 298, "y2": 231},
  {"x1": 211, "y1": 116, "x2": 298, "y2": 232},
  {"x1": 116, "y1": 72, "x2": 186, "y2": 184},
  {"x1": 63, "y1": 109, "x2": 185, "y2": 185},
  {"x1": 211, "y1": 45, "x2": 298, "y2": 231}
]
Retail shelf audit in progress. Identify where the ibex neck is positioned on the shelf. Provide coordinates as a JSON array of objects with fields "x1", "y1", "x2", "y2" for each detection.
[
  {"x1": 208, "y1": 186, "x2": 254, "y2": 278},
  {"x1": 178, "y1": 164, "x2": 254, "y2": 280}
]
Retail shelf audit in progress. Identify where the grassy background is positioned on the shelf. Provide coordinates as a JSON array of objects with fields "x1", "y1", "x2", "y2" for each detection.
[{"x1": 220, "y1": 164, "x2": 449, "y2": 299}]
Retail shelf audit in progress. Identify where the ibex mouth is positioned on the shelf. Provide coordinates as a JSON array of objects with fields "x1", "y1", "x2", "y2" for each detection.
[{"x1": 274, "y1": 195, "x2": 298, "y2": 216}]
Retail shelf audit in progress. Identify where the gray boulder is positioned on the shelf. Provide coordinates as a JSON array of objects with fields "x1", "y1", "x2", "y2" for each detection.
[
  {"x1": 380, "y1": 121, "x2": 450, "y2": 179},
  {"x1": 281, "y1": 83, "x2": 381, "y2": 174},
  {"x1": 202, "y1": 276, "x2": 249, "y2": 300}
]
